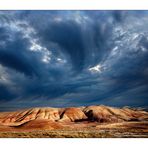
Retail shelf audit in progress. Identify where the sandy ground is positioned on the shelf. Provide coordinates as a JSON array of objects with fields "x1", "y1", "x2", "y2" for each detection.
[{"x1": 0, "y1": 121, "x2": 148, "y2": 138}]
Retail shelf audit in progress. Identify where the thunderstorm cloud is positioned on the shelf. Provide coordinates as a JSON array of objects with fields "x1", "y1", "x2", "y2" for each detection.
[{"x1": 0, "y1": 11, "x2": 148, "y2": 111}]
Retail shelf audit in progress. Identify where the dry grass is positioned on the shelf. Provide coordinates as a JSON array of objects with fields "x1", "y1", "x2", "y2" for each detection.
[
  {"x1": 0, "y1": 130, "x2": 115, "y2": 138},
  {"x1": 0, "y1": 126, "x2": 148, "y2": 138}
]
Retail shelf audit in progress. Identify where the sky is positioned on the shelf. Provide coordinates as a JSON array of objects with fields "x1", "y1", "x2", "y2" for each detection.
[{"x1": 0, "y1": 10, "x2": 148, "y2": 111}]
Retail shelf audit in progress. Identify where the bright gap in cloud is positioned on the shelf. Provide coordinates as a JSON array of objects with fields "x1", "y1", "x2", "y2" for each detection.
[{"x1": 88, "y1": 64, "x2": 102, "y2": 73}]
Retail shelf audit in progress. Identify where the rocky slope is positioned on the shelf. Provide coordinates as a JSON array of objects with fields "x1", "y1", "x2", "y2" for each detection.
[{"x1": 0, "y1": 105, "x2": 148, "y2": 127}]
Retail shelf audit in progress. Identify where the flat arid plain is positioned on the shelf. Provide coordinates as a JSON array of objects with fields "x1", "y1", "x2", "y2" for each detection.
[{"x1": 0, "y1": 105, "x2": 148, "y2": 138}]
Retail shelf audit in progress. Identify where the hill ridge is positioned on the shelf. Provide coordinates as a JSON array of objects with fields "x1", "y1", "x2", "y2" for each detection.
[{"x1": 0, "y1": 105, "x2": 148, "y2": 127}]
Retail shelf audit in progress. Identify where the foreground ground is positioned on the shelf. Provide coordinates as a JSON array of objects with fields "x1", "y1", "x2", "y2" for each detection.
[{"x1": 0, "y1": 122, "x2": 148, "y2": 138}]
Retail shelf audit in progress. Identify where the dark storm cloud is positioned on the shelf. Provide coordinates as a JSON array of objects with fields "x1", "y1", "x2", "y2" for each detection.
[
  {"x1": 0, "y1": 25, "x2": 37, "y2": 77},
  {"x1": 0, "y1": 47, "x2": 37, "y2": 77},
  {"x1": 23, "y1": 11, "x2": 115, "y2": 69},
  {"x1": 0, "y1": 10, "x2": 148, "y2": 111},
  {"x1": 0, "y1": 84, "x2": 16, "y2": 101},
  {"x1": 40, "y1": 20, "x2": 85, "y2": 71}
]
